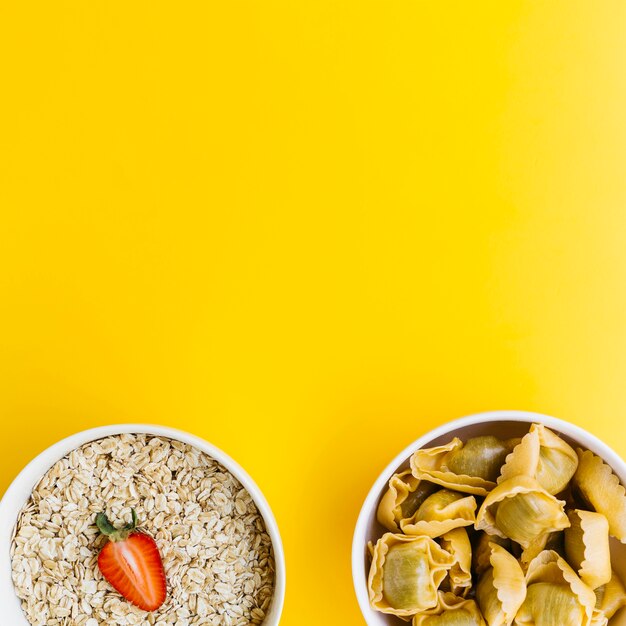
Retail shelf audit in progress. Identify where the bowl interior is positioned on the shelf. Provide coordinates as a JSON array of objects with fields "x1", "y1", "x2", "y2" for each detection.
[{"x1": 356, "y1": 418, "x2": 626, "y2": 626}]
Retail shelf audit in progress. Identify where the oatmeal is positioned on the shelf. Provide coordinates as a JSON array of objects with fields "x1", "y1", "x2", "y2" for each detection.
[{"x1": 11, "y1": 434, "x2": 275, "y2": 626}]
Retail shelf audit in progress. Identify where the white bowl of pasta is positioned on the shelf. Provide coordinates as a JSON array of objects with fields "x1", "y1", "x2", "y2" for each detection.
[{"x1": 352, "y1": 410, "x2": 626, "y2": 626}]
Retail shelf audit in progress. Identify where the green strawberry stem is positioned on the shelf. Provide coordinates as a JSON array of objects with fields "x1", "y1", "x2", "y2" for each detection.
[{"x1": 96, "y1": 509, "x2": 138, "y2": 542}]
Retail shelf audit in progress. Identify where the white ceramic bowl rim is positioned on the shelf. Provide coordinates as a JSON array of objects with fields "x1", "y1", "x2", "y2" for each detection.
[
  {"x1": 0, "y1": 424, "x2": 286, "y2": 626},
  {"x1": 352, "y1": 409, "x2": 626, "y2": 626}
]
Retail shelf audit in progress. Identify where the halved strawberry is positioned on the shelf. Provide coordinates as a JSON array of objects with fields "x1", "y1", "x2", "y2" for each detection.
[{"x1": 96, "y1": 509, "x2": 167, "y2": 612}]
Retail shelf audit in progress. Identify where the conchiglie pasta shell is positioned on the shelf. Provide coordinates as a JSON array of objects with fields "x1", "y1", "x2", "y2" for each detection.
[
  {"x1": 368, "y1": 533, "x2": 455, "y2": 617},
  {"x1": 573, "y1": 449, "x2": 626, "y2": 543},
  {"x1": 413, "y1": 592, "x2": 486, "y2": 625},
  {"x1": 475, "y1": 475, "x2": 569, "y2": 549},
  {"x1": 475, "y1": 544, "x2": 526, "y2": 626},
  {"x1": 498, "y1": 424, "x2": 578, "y2": 495},
  {"x1": 377, "y1": 470, "x2": 420, "y2": 532},
  {"x1": 473, "y1": 532, "x2": 510, "y2": 578},
  {"x1": 377, "y1": 470, "x2": 437, "y2": 532},
  {"x1": 522, "y1": 550, "x2": 596, "y2": 625},
  {"x1": 402, "y1": 490, "x2": 477, "y2": 538},
  {"x1": 440, "y1": 528, "x2": 473, "y2": 597},
  {"x1": 514, "y1": 582, "x2": 588, "y2": 626},
  {"x1": 410, "y1": 439, "x2": 495, "y2": 497},
  {"x1": 564, "y1": 510, "x2": 611, "y2": 590}
]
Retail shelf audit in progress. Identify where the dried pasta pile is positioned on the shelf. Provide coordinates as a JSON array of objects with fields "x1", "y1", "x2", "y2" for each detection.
[{"x1": 368, "y1": 423, "x2": 626, "y2": 625}]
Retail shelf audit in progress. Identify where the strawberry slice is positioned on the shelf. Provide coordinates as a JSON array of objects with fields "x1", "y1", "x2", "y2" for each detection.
[{"x1": 96, "y1": 509, "x2": 167, "y2": 611}]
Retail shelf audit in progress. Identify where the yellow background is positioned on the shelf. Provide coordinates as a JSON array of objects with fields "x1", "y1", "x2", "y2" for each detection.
[{"x1": 2, "y1": 2, "x2": 626, "y2": 624}]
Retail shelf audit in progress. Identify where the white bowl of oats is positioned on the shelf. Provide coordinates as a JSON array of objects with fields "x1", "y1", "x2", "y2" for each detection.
[{"x1": 0, "y1": 424, "x2": 285, "y2": 626}]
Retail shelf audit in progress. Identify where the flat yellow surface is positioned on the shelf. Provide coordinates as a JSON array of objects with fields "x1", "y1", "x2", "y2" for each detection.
[{"x1": 2, "y1": 2, "x2": 626, "y2": 624}]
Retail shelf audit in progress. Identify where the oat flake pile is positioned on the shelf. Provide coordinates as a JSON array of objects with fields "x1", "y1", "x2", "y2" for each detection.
[{"x1": 10, "y1": 434, "x2": 275, "y2": 626}]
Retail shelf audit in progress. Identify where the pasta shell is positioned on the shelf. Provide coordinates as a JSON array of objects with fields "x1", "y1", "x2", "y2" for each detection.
[
  {"x1": 573, "y1": 449, "x2": 626, "y2": 543},
  {"x1": 513, "y1": 583, "x2": 588, "y2": 626},
  {"x1": 402, "y1": 489, "x2": 477, "y2": 538},
  {"x1": 564, "y1": 510, "x2": 611, "y2": 590},
  {"x1": 440, "y1": 528, "x2": 473, "y2": 597},
  {"x1": 475, "y1": 543, "x2": 526, "y2": 626},
  {"x1": 411, "y1": 437, "x2": 515, "y2": 497},
  {"x1": 594, "y1": 570, "x2": 626, "y2": 621},
  {"x1": 498, "y1": 424, "x2": 578, "y2": 495},
  {"x1": 475, "y1": 476, "x2": 570, "y2": 550},
  {"x1": 446, "y1": 436, "x2": 516, "y2": 483},
  {"x1": 413, "y1": 592, "x2": 486, "y2": 625},
  {"x1": 377, "y1": 470, "x2": 438, "y2": 532},
  {"x1": 473, "y1": 532, "x2": 511, "y2": 578},
  {"x1": 368, "y1": 533, "x2": 455, "y2": 616},
  {"x1": 516, "y1": 550, "x2": 596, "y2": 626}
]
